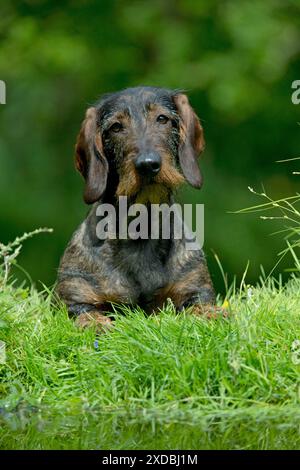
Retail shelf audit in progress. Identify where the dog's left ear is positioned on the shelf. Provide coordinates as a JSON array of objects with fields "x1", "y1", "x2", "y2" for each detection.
[
  {"x1": 173, "y1": 93, "x2": 205, "y2": 189},
  {"x1": 75, "y1": 107, "x2": 108, "y2": 204}
]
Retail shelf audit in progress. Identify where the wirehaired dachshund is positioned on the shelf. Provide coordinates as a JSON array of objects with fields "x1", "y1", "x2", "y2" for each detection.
[{"x1": 56, "y1": 86, "x2": 225, "y2": 330}]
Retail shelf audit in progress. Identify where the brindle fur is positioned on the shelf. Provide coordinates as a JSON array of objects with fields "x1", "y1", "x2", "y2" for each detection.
[{"x1": 57, "y1": 86, "x2": 219, "y2": 330}]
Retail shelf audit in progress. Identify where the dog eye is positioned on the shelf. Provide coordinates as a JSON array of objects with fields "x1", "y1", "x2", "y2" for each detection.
[
  {"x1": 109, "y1": 122, "x2": 123, "y2": 133},
  {"x1": 156, "y1": 114, "x2": 169, "y2": 124}
]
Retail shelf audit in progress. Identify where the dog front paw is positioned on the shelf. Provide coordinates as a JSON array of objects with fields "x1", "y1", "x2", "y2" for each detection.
[
  {"x1": 190, "y1": 304, "x2": 230, "y2": 319},
  {"x1": 75, "y1": 311, "x2": 113, "y2": 332}
]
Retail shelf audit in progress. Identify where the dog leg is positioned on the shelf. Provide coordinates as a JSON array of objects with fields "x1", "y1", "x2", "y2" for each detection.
[
  {"x1": 154, "y1": 261, "x2": 229, "y2": 319},
  {"x1": 56, "y1": 269, "x2": 136, "y2": 332},
  {"x1": 179, "y1": 284, "x2": 229, "y2": 319}
]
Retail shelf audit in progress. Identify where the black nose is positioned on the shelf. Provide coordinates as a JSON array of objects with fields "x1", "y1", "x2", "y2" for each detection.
[{"x1": 135, "y1": 153, "x2": 161, "y2": 177}]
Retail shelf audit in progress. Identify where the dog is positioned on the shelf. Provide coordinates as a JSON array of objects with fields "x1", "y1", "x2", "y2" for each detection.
[{"x1": 56, "y1": 86, "x2": 224, "y2": 330}]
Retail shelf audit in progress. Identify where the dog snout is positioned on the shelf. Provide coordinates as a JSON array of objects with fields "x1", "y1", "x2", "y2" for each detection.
[{"x1": 135, "y1": 152, "x2": 161, "y2": 177}]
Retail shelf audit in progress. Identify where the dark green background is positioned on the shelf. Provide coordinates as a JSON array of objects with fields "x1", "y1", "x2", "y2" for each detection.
[{"x1": 0, "y1": 0, "x2": 299, "y2": 293}]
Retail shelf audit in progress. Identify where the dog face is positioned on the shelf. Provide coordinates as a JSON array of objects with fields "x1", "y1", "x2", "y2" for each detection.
[{"x1": 75, "y1": 87, "x2": 205, "y2": 204}]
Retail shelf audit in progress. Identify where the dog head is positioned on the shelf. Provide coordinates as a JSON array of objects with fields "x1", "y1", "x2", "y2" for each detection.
[{"x1": 75, "y1": 86, "x2": 205, "y2": 204}]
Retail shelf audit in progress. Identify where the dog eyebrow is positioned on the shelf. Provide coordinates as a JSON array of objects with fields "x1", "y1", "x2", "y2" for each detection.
[
  {"x1": 150, "y1": 95, "x2": 179, "y2": 118},
  {"x1": 144, "y1": 100, "x2": 178, "y2": 117},
  {"x1": 144, "y1": 101, "x2": 164, "y2": 112},
  {"x1": 100, "y1": 107, "x2": 131, "y2": 129}
]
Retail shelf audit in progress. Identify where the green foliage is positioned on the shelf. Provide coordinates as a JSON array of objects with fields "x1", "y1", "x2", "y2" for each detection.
[
  {"x1": 0, "y1": 228, "x2": 53, "y2": 284},
  {"x1": 0, "y1": 1, "x2": 299, "y2": 290},
  {"x1": 235, "y1": 184, "x2": 300, "y2": 274}
]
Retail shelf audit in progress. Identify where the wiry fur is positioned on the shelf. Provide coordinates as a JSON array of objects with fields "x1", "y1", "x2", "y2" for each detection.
[{"x1": 56, "y1": 86, "x2": 218, "y2": 330}]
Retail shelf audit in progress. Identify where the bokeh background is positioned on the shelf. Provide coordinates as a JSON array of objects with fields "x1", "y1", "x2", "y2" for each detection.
[{"x1": 0, "y1": 0, "x2": 299, "y2": 294}]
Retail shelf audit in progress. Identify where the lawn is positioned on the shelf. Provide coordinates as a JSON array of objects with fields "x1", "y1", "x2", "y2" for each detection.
[{"x1": 0, "y1": 262, "x2": 300, "y2": 449}]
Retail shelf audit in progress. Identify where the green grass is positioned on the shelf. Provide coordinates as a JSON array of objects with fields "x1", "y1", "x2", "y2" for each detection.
[{"x1": 1, "y1": 269, "x2": 300, "y2": 449}]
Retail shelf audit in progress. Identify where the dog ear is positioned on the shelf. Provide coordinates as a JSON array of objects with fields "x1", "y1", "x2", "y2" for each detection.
[
  {"x1": 75, "y1": 107, "x2": 108, "y2": 204},
  {"x1": 173, "y1": 93, "x2": 205, "y2": 189}
]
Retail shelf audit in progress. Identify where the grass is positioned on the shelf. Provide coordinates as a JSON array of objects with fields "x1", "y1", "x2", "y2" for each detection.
[
  {"x1": 3, "y1": 181, "x2": 300, "y2": 450},
  {"x1": 1, "y1": 266, "x2": 300, "y2": 449}
]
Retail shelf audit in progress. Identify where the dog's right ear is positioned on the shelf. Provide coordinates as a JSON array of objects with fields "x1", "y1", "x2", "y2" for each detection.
[{"x1": 75, "y1": 107, "x2": 108, "y2": 204}]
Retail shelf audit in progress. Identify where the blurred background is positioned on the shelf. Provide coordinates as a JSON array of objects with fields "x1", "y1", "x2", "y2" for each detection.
[{"x1": 0, "y1": 0, "x2": 299, "y2": 294}]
